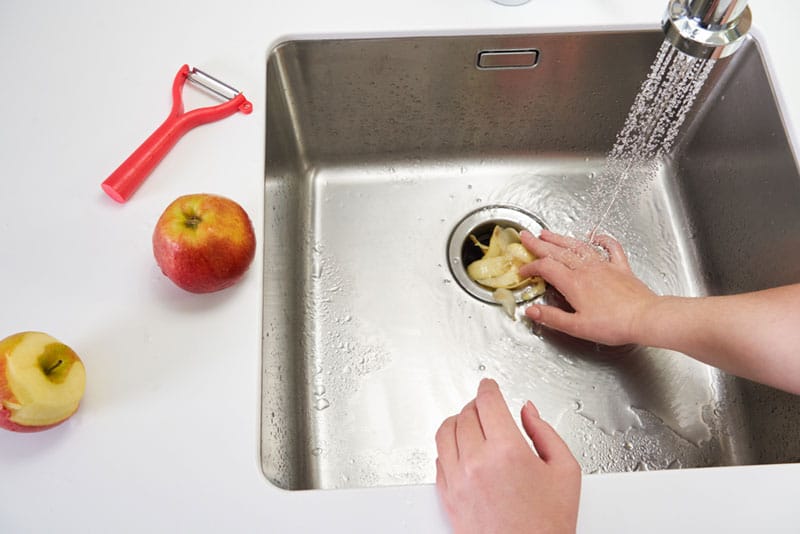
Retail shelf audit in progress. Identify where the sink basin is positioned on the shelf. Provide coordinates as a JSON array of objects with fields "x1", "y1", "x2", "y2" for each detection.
[{"x1": 262, "y1": 29, "x2": 800, "y2": 490}]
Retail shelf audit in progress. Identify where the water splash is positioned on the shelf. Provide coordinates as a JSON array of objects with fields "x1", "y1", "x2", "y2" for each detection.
[{"x1": 585, "y1": 41, "x2": 716, "y2": 241}]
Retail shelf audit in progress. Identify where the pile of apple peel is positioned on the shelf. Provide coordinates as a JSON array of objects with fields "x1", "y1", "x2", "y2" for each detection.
[{"x1": 466, "y1": 226, "x2": 546, "y2": 319}]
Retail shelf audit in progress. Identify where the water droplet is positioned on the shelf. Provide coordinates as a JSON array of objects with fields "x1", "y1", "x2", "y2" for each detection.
[
  {"x1": 314, "y1": 398, "x2": 331, "y2": 411},
  {"x1": 311, "y1": 447, "x2": 323, "y2": 456},
  {"x1": 313, "y1": 385, "x2": 326, "y2": 396},
  {"x1": 478, "y1": 364, "x2": 486, "y2": 371},
  {"x1": 623, "y1": 441, "x2": 633, "y2": 450}
]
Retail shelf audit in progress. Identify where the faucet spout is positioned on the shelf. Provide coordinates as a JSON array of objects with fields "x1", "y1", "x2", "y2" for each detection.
[{"x1": 662, "y1": 0, "x2": 752, "y2": 59}]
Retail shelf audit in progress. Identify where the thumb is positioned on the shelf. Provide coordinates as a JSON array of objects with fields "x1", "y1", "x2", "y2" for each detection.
[
  {"x1": 525, "y1": 304, "x2": 581, "y2": 337},
  {"x1": 521, "y1": 401, "x2": 575, "y2": 466}
]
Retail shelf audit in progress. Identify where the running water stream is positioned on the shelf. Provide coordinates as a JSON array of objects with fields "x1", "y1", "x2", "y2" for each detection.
[{"x1": 585, "y1": 40, "x2": 717, "y2": 241}]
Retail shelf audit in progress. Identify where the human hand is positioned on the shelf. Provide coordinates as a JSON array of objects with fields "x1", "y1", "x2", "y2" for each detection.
[
  {"x1": 435, "y1": 379, "x2": 580, "y2": 534},
  {"x1": 519, "y1": 229, "x2": 658, "y2": 346}
]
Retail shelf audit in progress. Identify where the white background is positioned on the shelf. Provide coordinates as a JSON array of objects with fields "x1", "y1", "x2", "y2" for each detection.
[{"x1": 1, "y1": 1, "x2": 798, "y2": 532}]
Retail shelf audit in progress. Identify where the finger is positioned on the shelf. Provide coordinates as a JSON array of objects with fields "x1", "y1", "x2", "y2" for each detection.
[
  {"x1": 540, "y1": 229, "x2": 594, "y2": 255},
  {"x1": 542, "y1": 229, "x2": 610, "y2": 265},
  {"x1": 525, "y1": 304, "x2": 582, "y2": 337},
  {"x1": 521, "y1": 401, "x2": 576, "y2": 466},
  {"x1": 520, "y1": 230, "x2": 569, "y2": 261},
  {"x1": 435, "y1": 458, "x2": 455, "y2": 516},
  {"x1": 435, "y1": 415, "x2": 459, "y2": 474},
  {"x1": 519, "y1": 257, "x2": 575, "y2": 292},
  {"x1": 474, "y1": 378, "x2": 519, "y2": 442},
  {"x1": 455, "y1": 400, "x2": 485, "y2": 458},
  {"x1": 592, "y1": 234, "x2": 629, "y2": 268},
  {"x1": 523, "y1": 398, "x2": 541, "y2": 419},
  {"x1": 435, "y1": 457, "x2": 448, "y2": 492}
]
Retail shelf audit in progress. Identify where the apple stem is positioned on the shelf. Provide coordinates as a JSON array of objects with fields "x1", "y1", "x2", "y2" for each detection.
[
  {"x1": 45, "y1": 359, "x2": 63, "y2": 375},
  {"x1": 184, "y1": 214, "x2": 202, "y2": 229}
]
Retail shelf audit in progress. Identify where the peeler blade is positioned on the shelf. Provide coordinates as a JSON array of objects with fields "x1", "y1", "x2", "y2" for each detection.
[{"x1": 187, "y1": 66, "x2": 241, "y2": 101}]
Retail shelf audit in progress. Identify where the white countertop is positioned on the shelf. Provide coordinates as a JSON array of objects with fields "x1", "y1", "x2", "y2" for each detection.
[{"x1": 1, "y1": 0, "x2": 799, "y2": 532}]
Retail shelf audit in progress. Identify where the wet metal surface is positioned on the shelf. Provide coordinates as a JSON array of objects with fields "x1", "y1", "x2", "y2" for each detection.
[{"x1": 262, "y1": 30, "x2": 800, "y2": 490}]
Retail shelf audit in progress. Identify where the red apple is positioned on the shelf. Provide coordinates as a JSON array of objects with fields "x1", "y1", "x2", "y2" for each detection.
[
  {"x1": 152, "y1": 193, "x2": 256, "y2": 293},
  {"x1": 0, "y1": 332, "x2": 86, "y2": 432}
]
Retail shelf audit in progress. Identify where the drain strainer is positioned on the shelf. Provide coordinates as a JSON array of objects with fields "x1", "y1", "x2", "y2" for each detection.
[{"x1": 447, "y1": 204, "x2": 547, "y2": 304}]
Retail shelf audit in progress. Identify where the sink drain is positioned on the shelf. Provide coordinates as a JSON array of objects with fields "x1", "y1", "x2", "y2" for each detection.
[{"x1": 447, "y1": 205, "x2": 547, "y2": 304}]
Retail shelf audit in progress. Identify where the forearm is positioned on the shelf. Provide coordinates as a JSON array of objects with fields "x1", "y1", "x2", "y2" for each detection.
[{"x1": 635, "y1": 285, "x2": 800, "y2": 395}]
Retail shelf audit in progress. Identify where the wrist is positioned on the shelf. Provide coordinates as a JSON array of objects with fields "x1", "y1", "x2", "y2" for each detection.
[{"x1": 629, "y1": 294, "x2": 673, "y2": 347}]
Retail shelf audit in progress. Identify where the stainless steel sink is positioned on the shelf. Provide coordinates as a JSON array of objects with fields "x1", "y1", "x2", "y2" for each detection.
[{"x1": 262, "y1": 30, "x2": 800, "y2": 490}]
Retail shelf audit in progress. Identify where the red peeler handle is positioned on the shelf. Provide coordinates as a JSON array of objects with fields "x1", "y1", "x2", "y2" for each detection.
[{"x1": 101, "y1": 64, "x2": 252, "y2": 203}]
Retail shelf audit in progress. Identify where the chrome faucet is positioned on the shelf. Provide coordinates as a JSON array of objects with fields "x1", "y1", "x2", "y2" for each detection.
[{"x1": 662, "y1": 0, "x2": 751, "y2": 58}]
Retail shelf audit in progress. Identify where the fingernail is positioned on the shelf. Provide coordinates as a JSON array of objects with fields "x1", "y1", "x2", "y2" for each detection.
[
  {"x1": 526, "y1": 306, "x2": 541, "y2": 320},
  {"x1": 525, "y1": 400, "x2": 541, "y2": 418}
]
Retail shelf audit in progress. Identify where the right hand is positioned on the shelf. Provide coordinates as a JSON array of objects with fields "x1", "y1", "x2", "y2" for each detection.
[{"x1": 519, "y1": 229, "x2": 658, "y2": 346}]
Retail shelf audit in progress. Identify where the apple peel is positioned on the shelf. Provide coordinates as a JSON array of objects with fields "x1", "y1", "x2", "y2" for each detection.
[{"x1": 466, "y1": 225, "x2": 546, "y2": 318}]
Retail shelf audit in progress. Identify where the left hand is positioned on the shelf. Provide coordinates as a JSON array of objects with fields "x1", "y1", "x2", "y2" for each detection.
[{"x1": 435, "y1": 378, "x2": 581, "y2": 534}]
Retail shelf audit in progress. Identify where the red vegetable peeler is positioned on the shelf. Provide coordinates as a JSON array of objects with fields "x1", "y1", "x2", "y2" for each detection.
[{"x1": 101, "y1": 64, "x2": 252, "y2": 203}]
